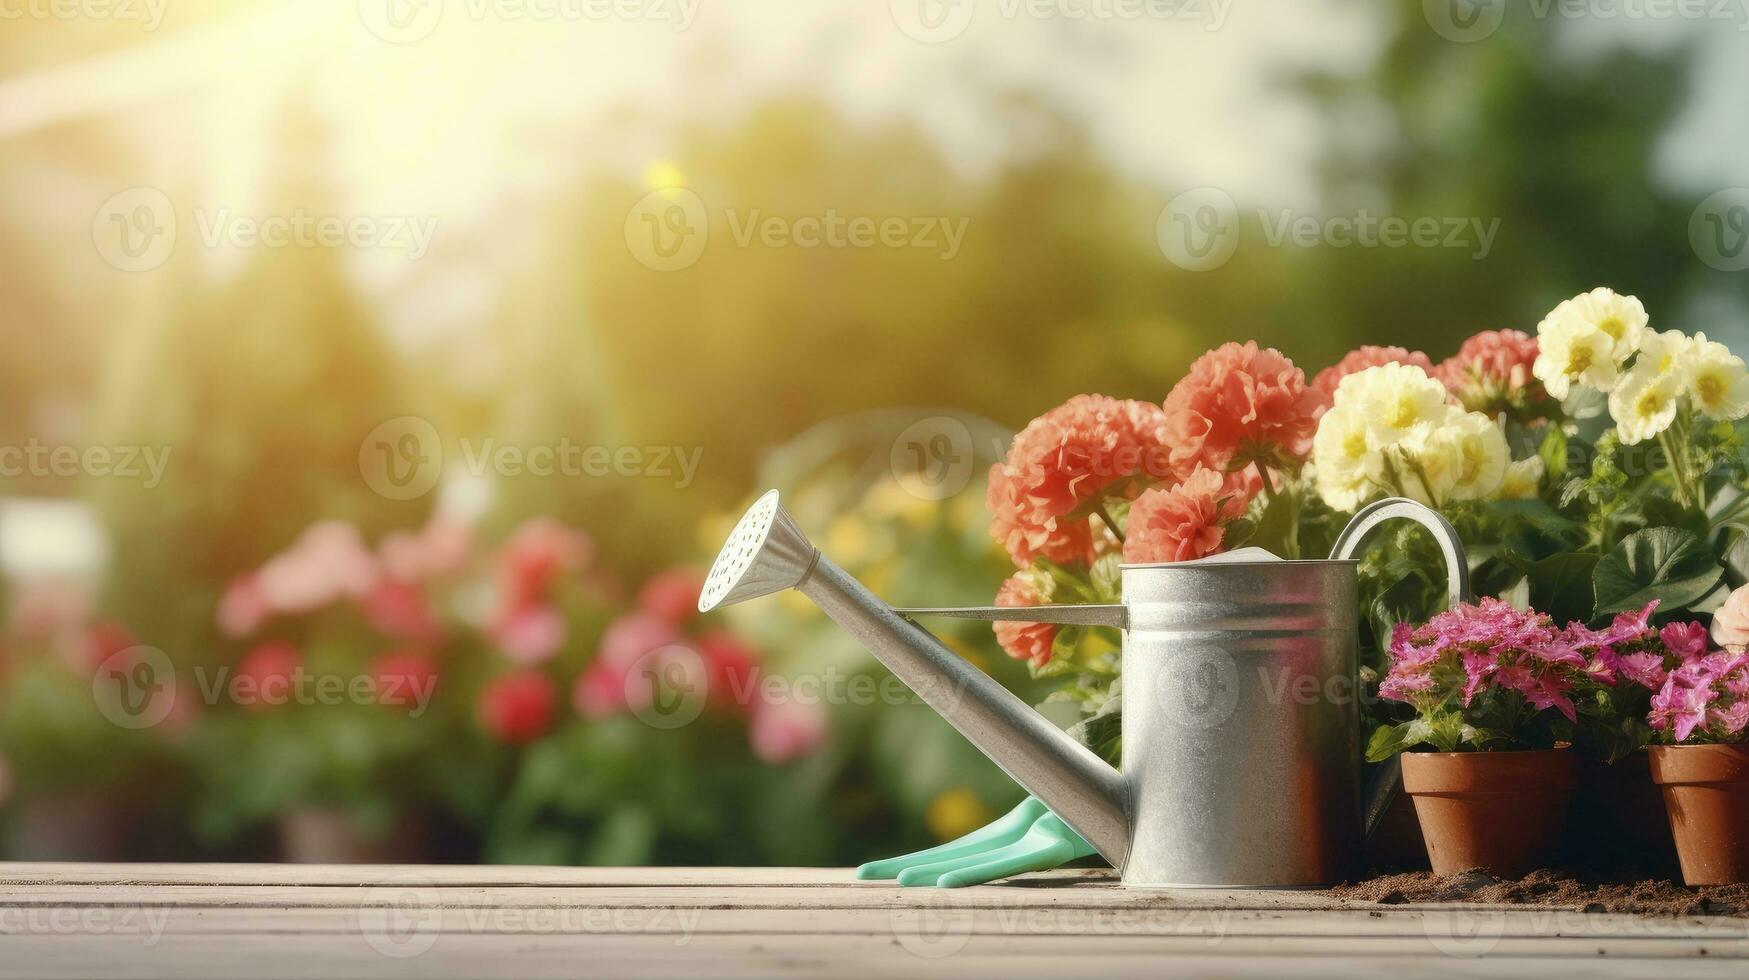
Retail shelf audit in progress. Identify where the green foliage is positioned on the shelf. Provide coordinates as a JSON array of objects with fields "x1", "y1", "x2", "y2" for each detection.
[{"x1": 1591, "y1": 527, "x2": 1723, "y2": 618}]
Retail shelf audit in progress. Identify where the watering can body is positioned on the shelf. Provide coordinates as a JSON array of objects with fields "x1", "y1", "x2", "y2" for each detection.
[{"x1": 699, "y1": 492, "x2": 1466, "y2": 887}]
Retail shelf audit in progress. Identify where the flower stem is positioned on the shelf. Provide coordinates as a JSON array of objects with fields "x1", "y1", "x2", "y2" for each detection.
[
  {"x1": 1253, "y1": 461, "x2": 1300, "y2": 559},
  {"x1": 1094, "y1": 499, "x2": 1125, "y2": 544}
]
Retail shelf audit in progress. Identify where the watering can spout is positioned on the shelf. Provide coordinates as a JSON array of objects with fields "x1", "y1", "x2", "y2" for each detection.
[{"x1": 700, "y1": 491, "x2": 1132, "y2": 868}]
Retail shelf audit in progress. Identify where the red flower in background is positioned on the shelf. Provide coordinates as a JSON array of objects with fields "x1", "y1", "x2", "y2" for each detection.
[
  {"x1": 987, "y1": 395, "x2": 1173, "y2": 567},
  {"x1": 492, "y1": 603, "x2": 568, "y2": 665},
  {"x1": 370, "y1": 649, "x2": 439, "y2": 712},
  {"x1": 1310, "y1": 345, "x2": 1435, "y2": 400},
  {"x1": 694, "y1": 628, "x2": 759, "y2": 710},
  {"x1": 478, "y1": 670, "x2": 556, "y2": 744},
  {"x1": 638, "y1": 568, "x2": 704, "y2": 625},
  {"x1": 80, "y1": 622, "x2": 137, "y2": 674},
  {"x1": 1123, "y1": 465, "x2": 1251, "y2": 565},
  {"x1": 1161, "y1": 342, "x2": 1326, "y2": 484},
  {"x1": 992, "y1": 572, "x2": 1056, "y2": 667},
  {"x1": 360, "y1": 579, "x2": 445, "y2": 647},
  {"x1": 231, "y1": 641, "x2": 303, "y2": 712},
  {"x1": 495, "y1": 519, "x2": 592, "y2": 612}
]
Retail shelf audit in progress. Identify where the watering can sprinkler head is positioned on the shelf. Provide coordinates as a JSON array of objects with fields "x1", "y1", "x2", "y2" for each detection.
[{"x1": 698, "y1": 490, "x2": 818, "y2": 614}]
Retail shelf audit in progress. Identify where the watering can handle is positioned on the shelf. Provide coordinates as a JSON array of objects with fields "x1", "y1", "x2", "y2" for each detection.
[{"x1": 1328, "y1": 497, "x2": 1472, "y2": 844}]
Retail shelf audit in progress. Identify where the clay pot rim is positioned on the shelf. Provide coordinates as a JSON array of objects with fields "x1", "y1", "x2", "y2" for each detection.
[
  {"x1": 1400, "y1": 746, "x2": 1579, "y2": 795},
  {"x1": 1648, "y1": 742, "x2": 1749, "y2": 785}
]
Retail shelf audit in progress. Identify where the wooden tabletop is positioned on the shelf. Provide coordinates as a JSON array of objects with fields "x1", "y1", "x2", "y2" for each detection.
[{"x1": 1, "y1": 863, "x2": 1746, "y2": 978}]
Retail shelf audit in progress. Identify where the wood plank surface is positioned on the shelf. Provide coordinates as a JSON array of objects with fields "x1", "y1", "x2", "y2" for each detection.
[{"x1": 1, "y1": 865, "x2": 1744, "y2": 979}]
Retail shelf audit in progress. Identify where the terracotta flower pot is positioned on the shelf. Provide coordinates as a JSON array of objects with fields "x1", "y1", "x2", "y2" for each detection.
[
  {"x1": 1401, "y1": 749, "x2": 1577, "y2": 877},
  {"x1": 1649, "y1": 744, "x2": 1749, "y2": 886}
]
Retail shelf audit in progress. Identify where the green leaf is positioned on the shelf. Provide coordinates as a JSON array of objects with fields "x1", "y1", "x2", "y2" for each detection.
[
  {"x1": 1539, "y1": 426, "x2": 1570, "y2": 483},
  {"x1": 1591, "y1": 527, "x2": 1724, "y2": 618},
  {"x1": 1501, "y1": 552, "x2": 1599, "y2": 624}
]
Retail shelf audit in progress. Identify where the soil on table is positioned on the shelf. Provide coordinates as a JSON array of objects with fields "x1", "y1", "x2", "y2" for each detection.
[{"x1": 1329, "y1": 868, "x2": 1749, "y2": 917}]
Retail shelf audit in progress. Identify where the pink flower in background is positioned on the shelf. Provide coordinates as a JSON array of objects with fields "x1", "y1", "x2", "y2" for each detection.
[
  {"x1": 987, "y1": 394, "x2": 1173, "y2": 567},
  {"x1": 255, "y1": 521, "x2": 380, "y2": 614},
  {"x1": 638, "y1": 568, "x2": 704, "y2": 624},
  {"x1": 217, "y1": 575, "x2": 270, "y2": 638},
  {"x1": 1712, "y1": 583, "x2": 1749, "y2": 651},
  {"x1": 1161, "y1": 342, "x2": 1327, "y2": 482},
  {"x1": 1311, "y1": 346, "x2": 1435, "y2": 400},
  {"x1": 231, "y1": 641, "x2": 303, "y2": 712},
  {"x1": 478, "y1": 670, "x2": 556, "y2": 744},
  {"x1": 360, "y1": 579, "x2": 445, "y2": 646},
  {"x1": 598, "y1": 612, "x2": 684, "y2": 669},
  {"x1": 370, "y1": 650, "x2": 440, "y2": 712},
  {"x1": 1435, "y1": 329, "x2": 1547, "y2": 416},
  {"x1": 379, "y1": 516, "x2": 473, "y2": 583},
  {"x1": 1121, "y1": 466, "x2": 1250, "y2": 566},
  {"x1": 492, "y1": 603, "x2": 567, "y2": 665},
  {"x1": 992, "y1": 571, "x2": 1056, "y2": 667},
  {"x1": 496, "y1": 518, "x2": 592, "y2": 612},
  {"x1": 749, "y1": 697, "x2": 827, "y2": 764},
  {"x1": 574, "y1": 612, "x2": 687, "y2": 718}
]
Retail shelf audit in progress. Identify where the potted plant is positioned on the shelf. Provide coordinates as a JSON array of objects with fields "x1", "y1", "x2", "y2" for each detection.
[
  {"x1": 1363, "y1": 599, "x2": 1615, "y2": 876},
  {"x1": 1645, "y1": 638, "x2": 1749, "y2": 885}
]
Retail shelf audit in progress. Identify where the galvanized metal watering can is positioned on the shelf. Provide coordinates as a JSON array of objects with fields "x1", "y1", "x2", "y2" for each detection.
[{"x1": 700, "y1": 491, "x2": 1468, "y2": 887}]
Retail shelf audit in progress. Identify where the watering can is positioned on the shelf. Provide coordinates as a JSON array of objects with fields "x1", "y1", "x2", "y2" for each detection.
[{"x1": 699, "y1": 491, "x2": 1468, "y2": 887}]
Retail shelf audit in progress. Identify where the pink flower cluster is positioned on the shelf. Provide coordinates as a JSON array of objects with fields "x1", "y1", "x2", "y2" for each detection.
[
  {"x1": 1433, "y1": 329, "x2": 1547, "y2": 418},
  {"x1": 1382, "y1": 597, "x2": 1747, "y2": 745},
  {"x1": 1379, "y1": 598, "x2": 1599, "y2": 722},
  {"x1": 987, "y1": 394, "x2": 1173, "y2": 567},
  {"x1": 1648, "y1": 652, "x2": 1749, "y2": 743}
]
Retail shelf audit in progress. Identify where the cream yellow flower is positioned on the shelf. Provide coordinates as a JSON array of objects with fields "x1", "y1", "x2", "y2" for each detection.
[
  {"x1": 1501, "y1": 455, "x2": 1545, "y2": 500},
  {"x1": 1635, "y1": 329, "x2": 1694, "y2": 380},
  {"x1": 1533, "y1": 313, "x2": 1619, "y2": 399},
  {"x1": 1334, "y1": 362, "x2": 1451, "y2": 445},
  {"x1": 1311, "y1": 403, "x2": 1379, "y2": 512},
  {"x1": 1609, "y1": 367, "x2": 1683, "y2": 445},
  {"x1": 1686, "y1": 332, "x2": 1749, "y2": 421},
  {"x1": 1550, "y1": 287, "x2": 1648, "y2": 359},
  {"x1": 1408, "y1": 408, "x2": 1510, "y2": 503}
]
